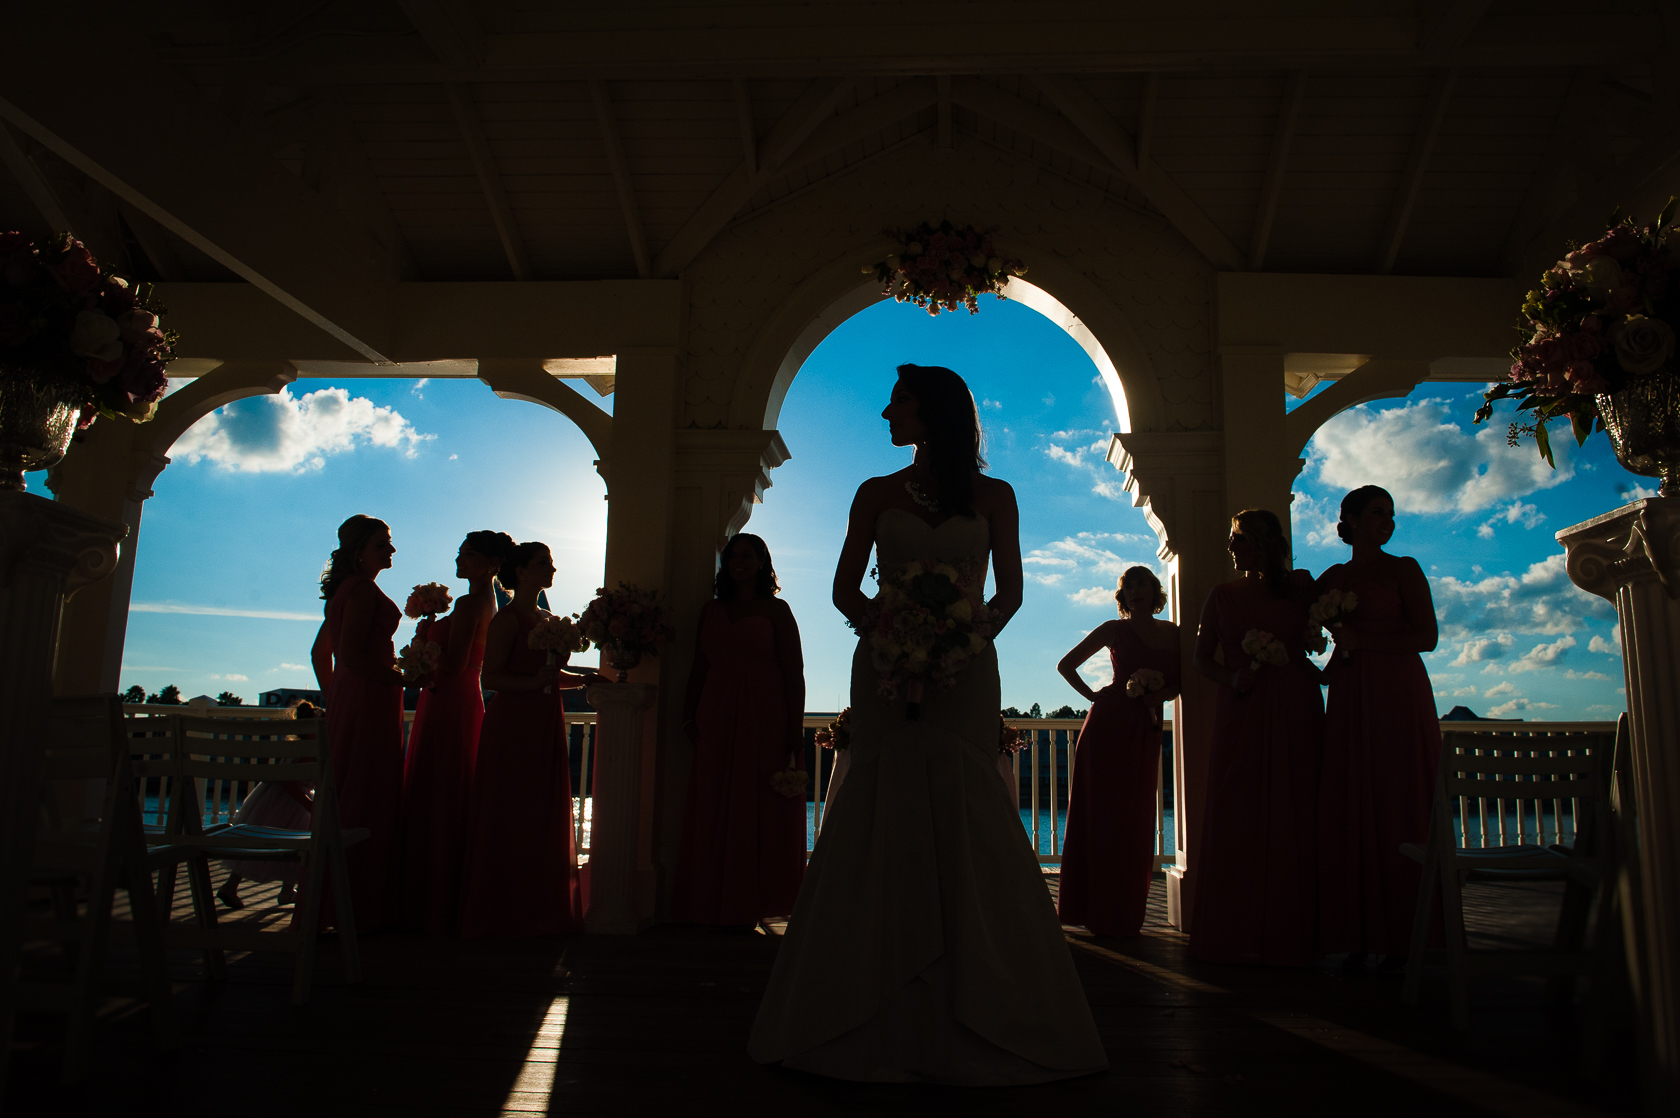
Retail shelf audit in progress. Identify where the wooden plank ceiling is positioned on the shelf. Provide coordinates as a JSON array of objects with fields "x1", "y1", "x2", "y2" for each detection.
[{"x1": 1, "y1": 1, "x2": 1673, "y2": 291}]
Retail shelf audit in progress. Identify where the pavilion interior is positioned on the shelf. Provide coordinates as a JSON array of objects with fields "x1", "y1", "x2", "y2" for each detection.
[{"x1": 3, "y1": 2, "x2": 1675, "y2": 1115}]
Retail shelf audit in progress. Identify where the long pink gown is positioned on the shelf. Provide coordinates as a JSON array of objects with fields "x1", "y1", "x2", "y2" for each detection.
[
  {"x1": 457, "y1": 610, "x2": 585, "y2": 939},
  {"x1": 322, "y1": 575, "x2": 404, "y2": 933},
  {"x1": 399, "y1": 611, "x2": 487, "y2": 935},
  {"x1": 670, "y1": 601, "x2": 805, "y2": 925},
  {"x1": 1317, "y1": 569, "x2": 1442, "y2": 956},
  {"x1": 1190, "y1": 580, "x2": 1324, "y2": 967},
  {"x1": 1057, "y1": 624, "x2": 1180, "y2": 937}
]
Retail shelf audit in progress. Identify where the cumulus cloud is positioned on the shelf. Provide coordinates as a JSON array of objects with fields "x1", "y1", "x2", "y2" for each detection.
[
  {"x1": 1565, "y1": 669, "x2": 1613, "y2": 681},
  {"x1": 1588, "y1": 632, "x2": 1621, "y2": 656},
  {"x1": 173, "y1": 387, "x2": 434, "y2": 473},
  {"x1": 1291, "y1": 491, "x2": 1343, "y2": 549},
  {"x1": 1432, "y1": 554, "x2": 1615, "y2": 644},
  {"x1": 1506, "y1": 635, "x2": 1577, "y2": 673},
  {"x1": 1618, "y1": 483, "x2": 1660, "y2": 501},
  {"x1": 1024, "y1": 532, "x2": 1157, "y2": 589},
  {"x1": 983, "y1": 398, "x2": 1003, "y2": 409},
  {"x1": 207, "y1": 673, "x2": 249, "y2": 682},
  {"x1": 1483, "y1": 681, "x2": 1519, "y2": 698},
  {"x1": 130, "y1": 602, "x2": 320, "y2": 621},
  {"x1": 1307, "y1": 398, "x2": 1571, "y2": 515},
  {"x1": 411, "y1": 378, "x2": 429, "y2": 398},
  {"x1": 1070, "y1": 586, "x2": 1118, "y2": 607},
  {"x1": 1451, "y1": 632, "x2": 1514, "y2": 666},
  {"x1": 1488, "y1": 697, "x2": 1559, "y2": 718},
  {"x1": 1476, "y1": 499, "x2": 1545, "y2": 539},
  {"x1": 274, "y1": 663, "x2": 310, "y2": 672},
  {"x1": 1450, "y1": 685, "x2": 1478, "y2": 697},
  {"x1": 1040, "y1": 429, "x2": 1127, "y2": 502}
]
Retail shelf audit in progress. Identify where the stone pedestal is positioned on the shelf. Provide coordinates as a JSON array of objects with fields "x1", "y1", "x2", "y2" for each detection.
[
  {"x1": 0, "y1": 491, "x2": 124, "y2": 1053},
  {"x1": 1558, "y1": 497, "x2": 1680, "y2": 1106},
  {"x1": 584, "y1": 680, "x2": 657, "y2": 934}
]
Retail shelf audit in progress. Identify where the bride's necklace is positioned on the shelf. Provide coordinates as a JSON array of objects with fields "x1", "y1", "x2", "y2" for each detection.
[{"x1": 904, "y1": 480, "x2": 939, "y2": 511}]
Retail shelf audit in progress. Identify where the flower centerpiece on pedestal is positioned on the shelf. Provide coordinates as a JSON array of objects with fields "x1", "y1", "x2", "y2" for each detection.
[
  {"x1": 578, "y1": 583, "x2": 675, "y2": 682},
  {"x1": 1478, "y1": 200, "x2": 1680, "y2": 495},
  {"x1": 865, "y1": 221, "x2": 1025, "y2": 316},
  {"x1": 0, "y1": 232, "x2": 177, "y2": 490}
]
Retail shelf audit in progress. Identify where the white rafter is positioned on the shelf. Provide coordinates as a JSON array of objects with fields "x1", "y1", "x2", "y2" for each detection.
[
  {"x1": 1376, "y1": 68, "x2": 1457, "y2": 275},
  {"x1": 590, "y1": 80, "x2": 651, "y2": 279},
  {"x1": 0, "y1": 121, "x2": 70, "y2": 232},
  {"x1": 445, "y1": 83, "x2": 530, "y2": 281},
  {"x1": 1249, "y1": 71, "x2": 1307, "y2": 272},
  {"x1": 732, "y1": 78, "x2": 757, "y2": 173},
  {"x1": 1136, "y1": 73, "x2": 1159, "y2": 168}
]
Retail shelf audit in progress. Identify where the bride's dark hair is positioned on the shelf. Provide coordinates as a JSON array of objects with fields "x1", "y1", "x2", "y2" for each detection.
[
  {"x1": 895, "y1": 363, "x2": 986, "y2": 518},
  {"x1": 319, "y1": 514, "x2": 388, "y2": 603}
]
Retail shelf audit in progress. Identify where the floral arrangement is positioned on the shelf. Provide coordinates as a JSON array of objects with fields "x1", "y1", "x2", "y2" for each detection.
[
  {"x1": 1124, "y1": 668, "x2": 1166, "y2": 699},
  {"x1": 578, "y1": 583, "x2": 675, "y2": 665},
  {"x1": 404, "y1": 582, "x2": 453, "y2": 621},
  {"x1": 0, "y1": 232, "x2": 175, "y2": 426},
  {"x1": 998, "y1": 716, "x2": 1027, "y2": 756},
  {"x1": 1477, "y1": 200, "x2": 1680, "y2": 464},
  {"x1": 853, "y1": 557, "x2": 992, "y2": 720},
  {"x1": 396, "y1": 636, "x2": 441, "y2": 684},
  {"x1": 769, "y1": 768, "x2": 808, "y2": 799},
  {"x1": 1309, "y1": 589, "x2": 1358, "y2": 629},
  {"x1": 866, "y1": 221, "x2": 1025, "y2": 315},
  {"x1": 1240, "y1": 629, "x2": 1289, "y2": 671},
  {"x1": 815, "y1": 707, "x2": 852, "y2": 752},
  {"x1": 529, "y1": 614, "x2": 589, "y2": 694}
]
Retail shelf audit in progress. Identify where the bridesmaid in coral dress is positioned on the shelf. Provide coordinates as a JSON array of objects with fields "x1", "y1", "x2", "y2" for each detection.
[
  {"x1": 1190, "y1": 508, "x2": 1324, "y2": 967},
  {"x1": 310, "y1": 514, "x2": 405, "y2": 934},
  {"x1": 1316, "y1": 485, "x2": 1442, "y2": 969},
  {"x1": 458, "y1": 542, "x2": 600, "y2": 939},
  {"x1": 1055, "y1": 565, "x2": 1180, "y2": 937},
  {"x1": 670, "y1": 532, "x2": 807, "y2": 927},
  {"x1": 398, "y1": 529, "x2": 514, "y2": 934}
]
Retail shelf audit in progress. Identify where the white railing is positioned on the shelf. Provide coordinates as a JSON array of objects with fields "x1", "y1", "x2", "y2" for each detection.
[{"x1": 1437, "y1": 721, "x2": 1616, "y2": 851}]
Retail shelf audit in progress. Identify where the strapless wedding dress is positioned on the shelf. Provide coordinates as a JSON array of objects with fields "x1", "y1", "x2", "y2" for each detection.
[{"x1": 748, "y1": 509, "x2": 1107, "y2": 1083}]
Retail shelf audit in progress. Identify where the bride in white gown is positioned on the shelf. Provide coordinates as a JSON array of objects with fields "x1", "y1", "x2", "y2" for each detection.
[{"x1": 749, "y1": 364, "x2": 1107, "y2": 1084}]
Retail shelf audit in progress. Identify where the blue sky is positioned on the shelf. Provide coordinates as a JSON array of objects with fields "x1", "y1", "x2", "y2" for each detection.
[{"x1": 44, "y1": 294, "x2": 1628, "y2": 721}]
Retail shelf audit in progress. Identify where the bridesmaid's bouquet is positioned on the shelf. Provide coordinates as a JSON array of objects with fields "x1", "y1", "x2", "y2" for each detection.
[
  {"x1": 769, "y1": 768, "x2": 808, "y2": 799},
  {"x1": 1125, "y1": 668, "x2": 1167, "y2": 699},
  {"x1": 815, "y1": 707, "x2": 852, "y2": 752},
  {"x1": 396, "y1": 636, "x2": 441, "y2": 684},
  {"x1": 1309, "y1": 589, "x2": 1359, "y2": 660},
  {"x1": 855, "y1": 557, "x2": 992, "y2": 720},
  {"x1": 998, "y1": 717, "x2": 1027, "y2": 756},
  {"x1": 529, "y1": 614, "x2": 589, "y2": 694},
  {"x1": 578, "y1": 583, "x2": 676, "y2": 678},
  {"x1": 404, "y1": 582, "x2": 453, "y2": 621},
  {"x1": 1240, "y1": 629, "x2": 1289, "y2": 671}
]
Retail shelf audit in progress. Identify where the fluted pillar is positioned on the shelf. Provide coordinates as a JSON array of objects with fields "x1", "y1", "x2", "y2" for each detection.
[
  {"x1": 0, "y1": 491, "x2": 123, "y2": 1057},
  {"x1": 1558, "y1": 496, "x2": 1680, "y2": 1107},
  {"x1": 584, "y1": 681, "x2": 657, "y2": 934}
]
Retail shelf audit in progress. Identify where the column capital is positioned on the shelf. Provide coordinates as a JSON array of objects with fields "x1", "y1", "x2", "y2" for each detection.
[
  {"x1": 674, "y1": 428, "x2": 791, "y2": 549},
  {"x1": 0, "y1": 490, "x2": 126, "y2": 596},
  {"x1": 1557, "y1": 496, "x2": 1680, "y2": 603}
]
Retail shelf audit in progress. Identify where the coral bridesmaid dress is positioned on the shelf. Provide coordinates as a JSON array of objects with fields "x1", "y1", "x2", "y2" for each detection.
[
  {"x1": 457, "y1": 610, "x2": 585, "y2": 938},
  {"x1": 1057, "y1": 625, "x2": 1179, "y2": 937},
  {"x1": 1191, "y1": 581, "x2": 1324, "y2": 967},
  {"x1": 670, "y1": 601, "x2": 805, "y2": 925},
  {"x1": 398, "y1": 611, "x2": 487, "y2": 934},
  {"x1": 322, "y1": 574, "x2": 404, "y2": 933},
  {"x1": 1317, "y1": 570, "x2": 1442, "y2": 956}
]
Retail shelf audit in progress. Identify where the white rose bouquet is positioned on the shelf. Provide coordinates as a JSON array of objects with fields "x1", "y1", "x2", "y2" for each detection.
[
  {"x1": 1124, "y1": 668, "x2": 1167, "y2": 699},
  {"x1": 1240, "y1": 629, "x2": 1289, "y2": 672},
  {"x1": 529, "y1": 614, "x2": 589, "y2": 694},
  {"x1": 396, "y1": 636, "x2": 441, "y2": 684},
  {"x1": 852, "y1": 556, "x2": 993, "y2": 720},
  {"x1": 769, "y1": 768, "x2": 808, "y2": 800}
]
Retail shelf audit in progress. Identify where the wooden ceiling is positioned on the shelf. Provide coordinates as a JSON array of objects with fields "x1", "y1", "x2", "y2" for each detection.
[{"x1": 3, "y1": 1, "x2": 1677, "y2": 302}]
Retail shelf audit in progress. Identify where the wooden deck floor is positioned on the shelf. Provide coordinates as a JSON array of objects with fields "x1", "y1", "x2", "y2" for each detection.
[{"x1": 6, "y1": 867, "x2": 1639, "y2": 1118}]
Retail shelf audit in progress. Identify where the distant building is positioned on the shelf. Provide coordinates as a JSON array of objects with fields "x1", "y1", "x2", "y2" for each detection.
[
  {"x1": 260, "y1": 688, "x2": 324, "y2": 708},
  {"x1": 1441, "y1": 705, "x2": 1521, "y2": 722}
]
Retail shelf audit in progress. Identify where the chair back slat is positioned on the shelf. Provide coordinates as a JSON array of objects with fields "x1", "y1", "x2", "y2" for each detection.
[{"x1": 1450, "y1": 777, "x2": 1593, "y2": 800}]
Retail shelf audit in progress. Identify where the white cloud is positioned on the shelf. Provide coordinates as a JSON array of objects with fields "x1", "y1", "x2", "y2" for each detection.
[
  {"x1": 1506, "y1": 634, "x2": 1576, "y2": 674},
  {"x1": 1618, "y1": 483, "x2": 1660, "y2": 501},
  {"x1": 1488, "y1": 697, "x2": 1559, "y2": 718},
  {"x1": 1451, "y1": 632, "x2": 1514, "y2": 666},
  {"x1": 1307, "y1": 398, "x2": 1572, "y2": 515},
  {"x1": 1040, "y1": 430, "x2": 1126, "y2": 503},
  {"x1": 1070, "y1": 586, "x2": 1117, "y2": 607},
  {"x1": 1432, "y1": 554, "x2": 1615, "y2": 643},
  {"x1": 1588, "y1": 633, "x2": 1621, "y2": 656},
  {"x1": 274, "y1": 663, "x2": 310, "y2": 672},
  {"x1": 208, "y1": 673, "x2": 250, "y2": 682},
  {"x1": 130, "y1": 602, "x2": 320, "y2": 621},
  {"x1": 1565, "y1": 669, "x2": 1613, "y2": 681},
  {"x1": 172, "y1": 386, "x2": 434, "y2": 473},
  {"x1": 1291, "y1": 491, "x2": 1342, "y2": 549},
  {"x1": 1476, "y1": 499, "x2": 1545, "y2": 539},
  {"x1": 412, "y1": 378, "x2": 429, "y2": 398},
  {"x1": 1078, "y1": 656, "x2": 1113, "y2": 691},
  {"x1": 1451, "y1": 686, "x2": 1478, "y2": 697},
  {"x1": 1483, "y1": 681, "x2": 1519, "y2": 698},
  {"x1": 983, "y1": 398, "x2": 1003, "y2": 409},
  {"x1": 1024, "y1": 533, "x2": 1158, "y2": 591}
]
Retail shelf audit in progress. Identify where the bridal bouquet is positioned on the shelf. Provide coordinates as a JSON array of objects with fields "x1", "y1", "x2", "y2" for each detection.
[
  {"x1": 998, "y1": 717, "x2": 1027, "y2": 757},
  {"x1": 1240, "y1": 629, "x2": 1289, "y2": 671},
  {"x1": 579, "y1": 582, "x2": 675, "y2": 676},
  {"x1": 815, "y1": 707, "x2": 852, "y2": 752},
  {"x1": 396, "y1": 636, "x2": 441, "y2": 684},
  {"x1": 855, "y1": 556, "x2": 993, "y2": 720},
  {"x1": 529, "y1": 614, "x2": 589, "y2": 694},
  {"x1": 1125, "y1": 668, "x2": 1167, "y2": 699},
  {"x1": 404, "y1": 582, "x2": 453, "y2": 624},
  {"x1": 866, "y1": 220, "x2": 1025, "y2": 316},
  {"x1": 769, "y1": 768, "x2": 808, "y2": 799}
]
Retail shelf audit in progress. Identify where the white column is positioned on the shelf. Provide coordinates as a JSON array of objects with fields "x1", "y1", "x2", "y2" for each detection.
[
  {"x1": 0, "y1": 491, "x2": 123, "y2": 1054},
  {"x1": 1559, "y1": 497, "x2": 1680, "y2": 1104},
  {"x1": 584, "y1": 680, "x2": 657, "y2": 934}
]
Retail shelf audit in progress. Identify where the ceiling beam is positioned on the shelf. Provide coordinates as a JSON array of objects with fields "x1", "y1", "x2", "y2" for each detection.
[
  {"x1": 396, "y1": 0, "x2": 484, "y2": 70},
  {"x1": 117, "y1": 201, "x2": 184, "y2": 281},
  {"x1": 1136, "y1": 73, "x2": 1159, "y2": 167},
  {"x1": 937, "y1": 75, "x2": 953, "y2": 151},
  {"x1": 445, "y1": 83, "x2": 530, "y2": 281},
  {"x1": 1418, "y1": 0, "x2": 1493, "y2": 55},
  {"x1": 1515, "y1": 125, "x2": 1680, "y2": 280},
  {"x1": 654, "y1": 76, "x2": 857, "y2": 277},
  {"x1": 0, "y1": 122, "x2": 70, "y2": 232},
  {"x1": 1376, "y1": 67, "x2": 1457, "y2": 274},
  {"x1": 326, "y1": 117, "x2": 420, "y2": 281},
  {"x1": 732, "y1": 78, "x2": 757, "y2": 173},
  {"x1": 589, "y1": 81, "x2": 651, "y2": 279},
  {"x1": 1021, "y1": 75, "x2": 1247, "y2": 270},
  {"x1": 1498, "y1": 69, "x2": 1614, "y2": 278},
  {"x1": 1249, "y1": 71, "x2": 1307, "y2": 272}
]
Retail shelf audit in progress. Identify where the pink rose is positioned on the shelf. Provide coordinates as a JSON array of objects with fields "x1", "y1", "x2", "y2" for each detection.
[
  {"x1": 86, "y1": 354, "x2": 124, "y2": 383},
  {"x1": 1564, "y1": 361, "x2": 1608, "y2": 394},
  {"x1": 75, "y1": 402, "x2": 98, "y2": 431},
  {"x1": 1566, "y1": 330, "x2": 1604, "y2": 362},
  {"x1": 44, "y1": 240, "x2": 102, "y2": 295},
  {"x1": 1611, "y1": 314, "x2": 1676, "y2": 375},
  {"x1": 118, "y1": 349, "x2": 168, "y2": 404},
  {"x1": 608, "y1": 616, "x2": 628, "y2": 638},
  {"x1": 116, "y1": 308, "x2": 161, "y2": 348},
  {"x1": 95, "y1": 277, "x2": 138, "y2": 316}
]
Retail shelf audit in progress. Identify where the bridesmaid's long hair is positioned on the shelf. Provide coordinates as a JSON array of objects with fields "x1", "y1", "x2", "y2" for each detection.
[
  {"x1": 1336, "y1": 485, "x2": 1393, "y2": 544},
  {"x1": 896, "y1": 363, "x2": 986, "y2": 518},
  {"x1": 319, "y1": 514, "x2": 389, "y2": 603},
  {"x1": 714, "y1": 532, "x2": 780, "y2": 602},
  {"x1": 499, "y1": 542, "x2": 551, "y2": 590},
  {"x1": 1232, "y1": 509, "x2": 1291, "y2": 599}
]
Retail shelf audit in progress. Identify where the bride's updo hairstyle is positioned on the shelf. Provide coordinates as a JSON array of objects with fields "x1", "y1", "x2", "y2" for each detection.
[
  {"x1": 463, "y1": 529, "x2": 516, "y2": 571},
  {"x1": 319, "y1": 514, "x2": 389, "y2": 602},
  {"x1": 499, "y1": 541, "x2": 551, "y2": 590},
  {"x1": 895, "y1": 363, "x2": 987, "y2": 518},
  {"x1": 1336, "y1": 485, "x2": 1394, "y2": 544},
  {"x1": 1232, "y1": 508, "x2": 1291, "y2": 599},
  {"x1": 714, "y1": 532, "x2": 780, "y2": 601},
  {"x1": 1115, "y1": 565, "x2": 1168, "y2": 617}
]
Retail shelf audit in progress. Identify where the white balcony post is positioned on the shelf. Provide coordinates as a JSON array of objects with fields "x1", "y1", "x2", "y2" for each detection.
[
  {"x1": 584, "y1": 680, "x2": 657, "y2": 934},
  {"x1": 1558, "y1": 496, "x2": 1680, "y2": 1104}
]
